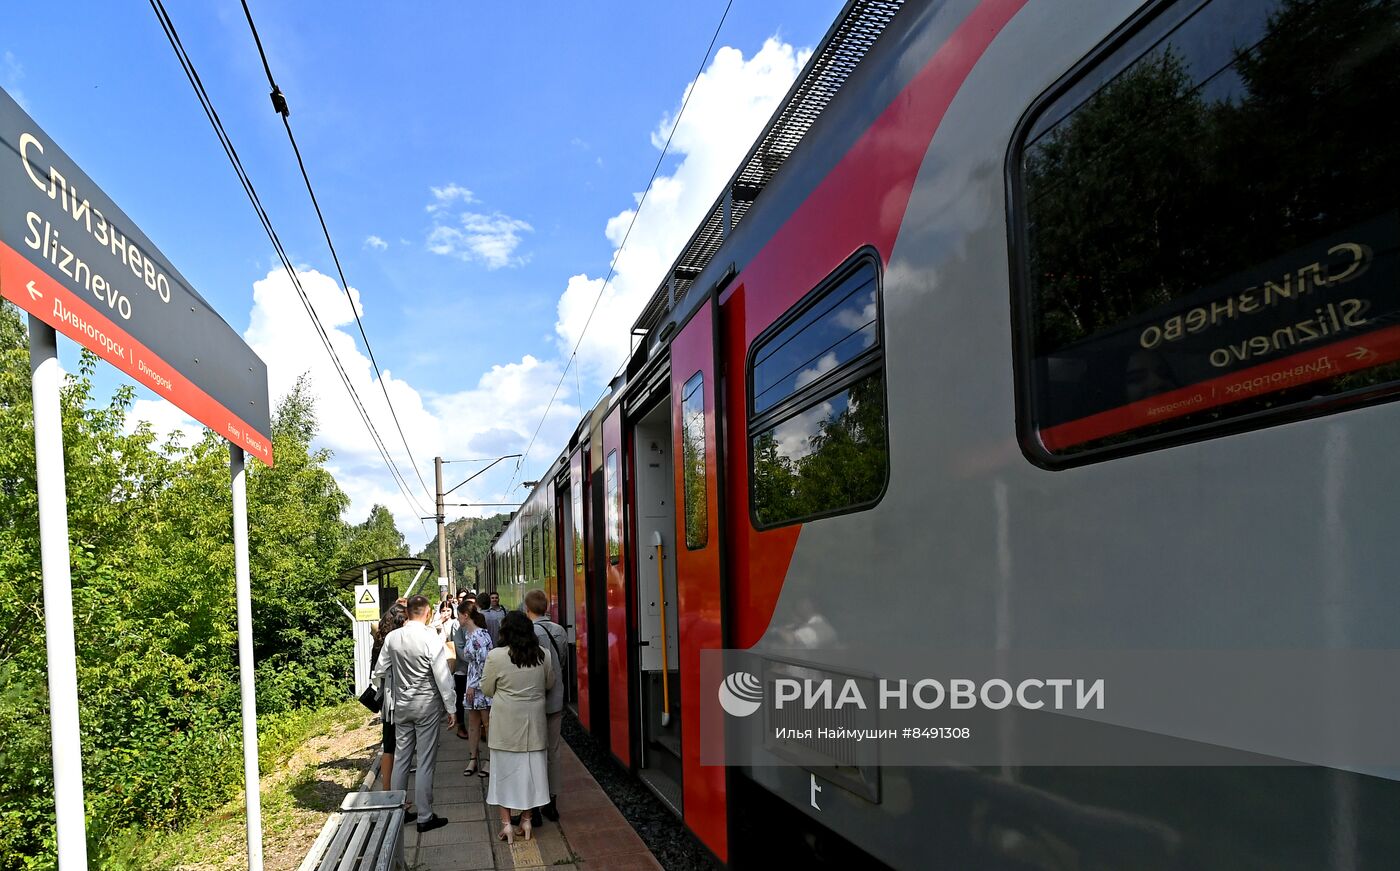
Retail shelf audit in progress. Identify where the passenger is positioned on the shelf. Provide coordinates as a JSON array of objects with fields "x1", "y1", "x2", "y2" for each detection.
[
  {"x1": 451, "y1": 602, "x2": 473, "y2": 738},
  {"x1": 524, "y1": 589, "x2": 568, "y2": 824},
  {"x1": 481, "y1": 611, "x2": 556, "y2": 843},
  {"x1": 371, "y1": 594, "x2": 456, "y2": 834},
  {"x1": 458, "y1": 605, "x2": 494, "y2": 778},
  {"x1": 482, "y1": 591, "x2": 507, "y2": 646},
  {"x1": 370, "y1": 605, "x2": 408, "y2": 795}
]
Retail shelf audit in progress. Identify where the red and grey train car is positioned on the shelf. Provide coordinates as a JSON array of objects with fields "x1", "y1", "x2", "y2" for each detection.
[{"x1": 483, "y1": 0, "x2": 1400, "y2": 867}]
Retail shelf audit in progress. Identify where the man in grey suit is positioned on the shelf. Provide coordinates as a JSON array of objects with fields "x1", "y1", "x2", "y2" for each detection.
[{"x1": 371, "y1": 594, "x2": 456, "y2": 833}]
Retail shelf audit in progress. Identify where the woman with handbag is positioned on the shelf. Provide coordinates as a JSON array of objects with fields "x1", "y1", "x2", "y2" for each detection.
[{"x1": 369, "y1": 606, "x2": 408, "y2": 792}]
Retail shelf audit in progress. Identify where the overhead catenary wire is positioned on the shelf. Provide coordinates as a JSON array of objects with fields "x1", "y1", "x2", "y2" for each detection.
[
  {"x1": 236, "y1": 0, "x2": 435, "y2": 507},
  {"x1": 506, "y1": 0, "x2": 735, "y2": 493},
  {"x1": 146, "y1": 0, "x2": 429, "y2": 530}
]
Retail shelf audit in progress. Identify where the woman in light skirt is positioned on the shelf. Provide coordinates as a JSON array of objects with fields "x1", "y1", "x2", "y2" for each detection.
[
  {"x1": 481, "y1": 610, "x2": 556, "y2": 842},
  {"x1": 459, "y1": 606, "x2": 493, "y2": 776}
]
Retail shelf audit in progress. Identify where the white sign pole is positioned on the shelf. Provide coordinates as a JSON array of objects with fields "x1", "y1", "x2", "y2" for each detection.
[
  {"x1": 28, "y1": 316, "x2": 89, "y2": 869},
  {"x1": 229, "y1": 444, "x2": 264, "y2": 871}
]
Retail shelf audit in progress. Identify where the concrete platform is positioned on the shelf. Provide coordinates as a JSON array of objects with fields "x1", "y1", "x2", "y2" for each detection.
[{"x1": 382, "y1": 721, "x2": 662, "y2": 870}]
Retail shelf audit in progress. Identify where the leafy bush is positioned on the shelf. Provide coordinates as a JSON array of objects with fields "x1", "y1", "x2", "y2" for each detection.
[{"x1": 0, "y1": 303, "x2": 410, "y2": 868}]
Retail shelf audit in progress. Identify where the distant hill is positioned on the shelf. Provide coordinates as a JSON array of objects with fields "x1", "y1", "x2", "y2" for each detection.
[{"x1": 416, "y1": 513, "x2": 510, "y2": 588}]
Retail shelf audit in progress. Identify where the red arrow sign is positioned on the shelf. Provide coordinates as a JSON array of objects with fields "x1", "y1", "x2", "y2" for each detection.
[{"x1": 1, "y1": 242, "x2": 272, "y2": 464}]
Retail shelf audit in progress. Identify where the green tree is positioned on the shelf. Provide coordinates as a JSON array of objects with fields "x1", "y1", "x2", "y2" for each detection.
[
  {"x1": 0, "y1": 306, "x2": 411, "y2": 867},
  {"x1": 342, "y1": 504, "x2": 410, "y2": 570}
]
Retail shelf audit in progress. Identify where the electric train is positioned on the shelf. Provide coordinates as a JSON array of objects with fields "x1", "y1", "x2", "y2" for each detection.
[{"x1": 479, "y1": 0, "x2": 1400, "y2": 866}]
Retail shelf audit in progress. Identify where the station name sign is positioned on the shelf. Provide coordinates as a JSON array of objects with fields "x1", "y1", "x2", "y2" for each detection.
[{"x1": 0, "y1": 87, "x2": 271, "y2": 464}]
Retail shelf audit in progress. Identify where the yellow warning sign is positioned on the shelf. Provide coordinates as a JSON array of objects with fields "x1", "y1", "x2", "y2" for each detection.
[{"x1": 354, "y1": 584, "x2": 379, "y2": 621}]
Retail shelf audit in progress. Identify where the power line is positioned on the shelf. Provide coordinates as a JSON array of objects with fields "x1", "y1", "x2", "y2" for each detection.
[
  {"x1": 507, "y1": 0, "x2": 735, "y2": 493},
  {"x1": 147, "y1": 0, "x2": 429, "y2": 530},
  {"x1": 236, "y1": 0, "x2": 435, "y2": 506}
]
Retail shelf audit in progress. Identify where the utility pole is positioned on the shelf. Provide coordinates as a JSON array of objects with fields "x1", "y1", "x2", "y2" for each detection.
[
  {"x1": 433, "y1": 453, "x2": 523, "y2": 597},
  {"x1": 435, "y1": 456, "x2": 448, "y2": 595}
]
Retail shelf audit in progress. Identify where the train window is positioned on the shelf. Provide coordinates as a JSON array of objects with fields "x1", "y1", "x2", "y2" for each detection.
[
  {"x1": 539, "y1": 518, "x2": 548, "y2": 579},
  {"x1": 748, "y1": 252, "x2": 889, "y2": 529},
  {"x1": 1012, "y1": 0, "x2": 1400, "y2": 464},
  {"x1": 544, "y1": 514, "x2": 553, "y2": 579},
  {"x1": 681, "y1": 371, "x2": 709, "y2": 549},
  {"x1": 605, "y1": 450, "x2": 622, "y2": 565},
  {"x1": 751, "y1": 259, "x2": 880, "y2": 415},
  {"x1": 572, "y1": 483, "x2": 584, "y2": 570}
]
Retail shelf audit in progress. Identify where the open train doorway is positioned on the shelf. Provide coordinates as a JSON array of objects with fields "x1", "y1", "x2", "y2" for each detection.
[{"x1": 632, "y1": 395, "x2": 683, "y2": 813}]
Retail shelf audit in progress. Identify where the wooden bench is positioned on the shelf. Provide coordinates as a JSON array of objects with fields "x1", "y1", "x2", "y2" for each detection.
[{"x1": 297, "y1": 789, "x2": 406, "y2": 871}]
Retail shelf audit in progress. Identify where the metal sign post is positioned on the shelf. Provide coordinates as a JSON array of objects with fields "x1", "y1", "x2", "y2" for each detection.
[
  {"x1": 229, "y1": 445, "x2": 263, "y2": 871},
  {"x1": 3, "y1": 86, "x2": 274, "y2": 869},
  {"x1": 28, "y1": 316, "x2": 88, "y2": 869}
]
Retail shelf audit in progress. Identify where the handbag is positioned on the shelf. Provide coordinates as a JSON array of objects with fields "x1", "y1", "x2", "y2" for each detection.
[{"x1": 358, "y1": 684, "x2": 383, "y2": 714}]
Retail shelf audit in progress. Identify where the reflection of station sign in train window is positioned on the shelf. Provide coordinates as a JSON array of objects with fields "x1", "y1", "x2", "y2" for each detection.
[
  {"x1": 0, "y1": 88, "x2": 272, "y2": 463},
  {"x1": 1032, "y1": 214, "x2": 1399, "y2": 453},
  {"x1": 1013, "y1": 0, "x2": 1400, "y2": 462}
]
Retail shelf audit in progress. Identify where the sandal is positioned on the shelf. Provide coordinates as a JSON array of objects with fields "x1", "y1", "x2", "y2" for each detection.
[
  {"x1": 478, "y1": 758, "x2": 490, "y2": 778},
  {"x1": 463, "y1": 755, "x2": 477, "y2": 777}
]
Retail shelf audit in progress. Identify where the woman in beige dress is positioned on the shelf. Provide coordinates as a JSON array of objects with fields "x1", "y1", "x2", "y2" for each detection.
[{"x1": 481, "y1": 610, "x2": 556, "y2": 842}]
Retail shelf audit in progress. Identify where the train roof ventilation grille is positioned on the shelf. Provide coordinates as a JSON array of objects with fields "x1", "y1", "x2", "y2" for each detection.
[{"x1": 630, "y1": 0, "x2": 904, "y2": 337}]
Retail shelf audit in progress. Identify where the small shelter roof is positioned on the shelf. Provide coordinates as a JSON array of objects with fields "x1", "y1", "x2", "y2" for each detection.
[{"x1": 334, "y1": 557, "x2": 433, "y2": 588}]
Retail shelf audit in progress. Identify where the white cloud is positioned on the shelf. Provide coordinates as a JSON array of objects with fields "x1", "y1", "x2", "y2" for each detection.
[
  {"x1": 424, "y1": 183, "x2": 532, "y2": 269},
  {"x1": 221, "y1": 35, "x2": 812, "y2": 550},
  {"x1": 239, "y1": 266, "x2": 574, "y2": 547},
  {"x1": 428, "y1": 183, "x2": 477, "y2": 211},
  {"x1": 125, "y1": 399, "x2": 205, "y2": 449},
  {"x1": 771, "y1": 399, "x2": 835, "y2": 459},
  {"x1": 364, "y1": 235, "x2": 388, "y2": 251},
  {"x1": 555, "y1": 38, "x2": 811, "y2": 381},
  {"x1": 795, "y1": 351, "x2": 839, "y2": 390},
  {"x1": 426, "y1": 211, "x2": 533, "y2": 269}
]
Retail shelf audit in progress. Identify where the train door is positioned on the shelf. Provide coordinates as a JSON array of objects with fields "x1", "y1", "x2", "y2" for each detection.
[
  {"x1": 579, "y1": 401, "x2": 615, "y2": 746},
  {"x1": 601, "y1": 405, "x2": 631, "y2": 764},
  {"x1": 631, "y1": 384, "x2": 684, "y2": 811},
  {"x1": 555, "y1": 476, "x2": 578, "y2": 706},
  {"x1": 575, "y1": 435, "x2": 610, "y2": 743},
  {"x1": 669, "y1": 294, "x2": 729, "y2": 862}
]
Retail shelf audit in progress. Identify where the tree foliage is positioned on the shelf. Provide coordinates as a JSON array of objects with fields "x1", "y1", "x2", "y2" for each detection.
[
  {"x1": 751, "y1": 373, "x2": 888, "y2": 527},
  {"x1": 0, "y1": 303, "x2": 410, "y2": 868},
  {"x1": 415, "y1": 513, "x2": 509, "y2": 588}
]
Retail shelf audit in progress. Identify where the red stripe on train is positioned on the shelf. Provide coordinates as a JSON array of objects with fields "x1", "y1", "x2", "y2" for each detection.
[{"x1": 721, "y1": 0, "x2": 1029, "y2": 651}]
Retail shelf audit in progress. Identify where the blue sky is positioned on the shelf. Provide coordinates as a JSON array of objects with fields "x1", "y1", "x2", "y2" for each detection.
[{"x1": 4, "y1": 0, "x2": 844, "y2": 547}]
